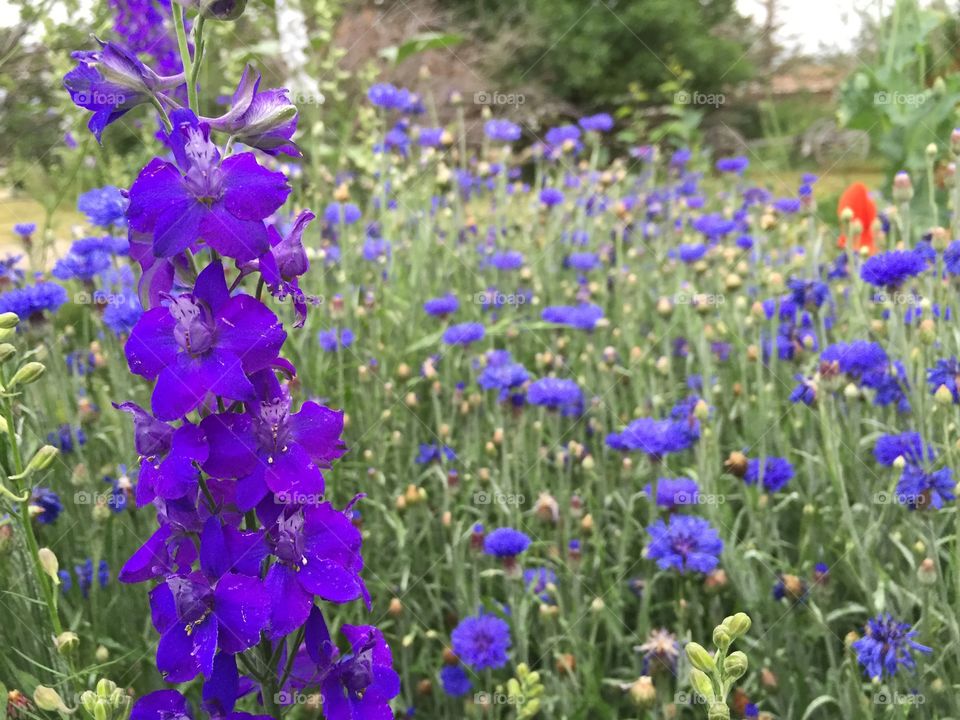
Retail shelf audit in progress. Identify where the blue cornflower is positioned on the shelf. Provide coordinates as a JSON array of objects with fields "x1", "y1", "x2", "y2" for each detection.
[
  {"x1": 76, "y1": 558, "x2": 94, "y2": 598},
  {"x1": 674, "y1": 243, "x2": 707, "y2": 263},
  {"x1": 692, "y1": 213, "x2": 736, "y2": 238},
  {"x1": 451, "y1": 613, "x2": 511, "y2": 669},
  {"x1": 789, "y1": 377, "x2": 817, "y2": 405},
  {"x1": 318, "y1": 327, "x2": 355, "y2": 352},
  {"x1": 324, "y1": 202, "x2": 362, "y2": 225},
  {"x1": 787, "y1": 278, "x2": 829, "y2": 309},
  {"x1": 484, "y1": 119, "x2": 521, "y2": 143},
  {"x1": 860, "y1": 250, "x2": 926, "y2": 288},
  {"x1": 0, "y1": 282, "x2": 68, "y2": 319},
  {"x1": 874, "y1": 432, "x2": 927, "y2": 466},
  {"x1": 540, "y1": 187, "x2": 564, "y2": 207},
  {"x1": 821, "y1": 340, "x2": 888, "y2": 377},
  {"x1": 579, "y1": 113, "x2": 613, "y2": 132},
  {"x1": 442, "y1": 322, "x2": 485, "y2": 346},
  {"x1": 368, "y1": 82, "x2": 412, "y2": 110},
  {"x1": 488, "y1": 250, "x2": 524, "y2": 271},
  {"x1": 98, "y1": 558, "x2": 109, "y2": 587},
  {"x1": 896, "y1": 465, "x2": 954, "y2": 509},
  {"x1": 565, "y1": 252, "x2": 600, "y2": 271},
  {"x1": 13, "y1": 223, "x2": 35, "y2": 237},
  {"x1": 944, "y1": 240, "x2": 960, "y2": 274},
  {"x1": 655, "y1": 477, "x2": 700, "y2": 509},
  {"x1": 102, "y1": 289, "x2": 142, "y2": 336},
  {"x1": 362, "y1": 237, "x2": 391, "y2": 261},
  {"x1": 417, "y1": 127, "x2": 445, "y2": 147},
  {"x1": 606, "y1": 416, "x2": 698, "y2": 458},
  {"x1": 773, "y1": 197, "x2": 801, "y2": 213},
  {"x1": 77, "y1": 186, "x2": 127, "y2": 227},
  {"x1": 439, "y1": 665, "x2": 472, "y2": 697},
  {"x1": 646, "y1": 515, "x2": 723, "y2": 574},
  {"x1": 478, "y1": 352, "x2": 529, "y2": 398},
  {"x1": 30, "y1": 487, "x2": 63, "y2": 524},
  {"x1": 527, "y1": 377, "x2": 583, "y2": 414},
  {"x1": 423, "y1": 294, "x2": 459, "y2": 317},
  {"x1": 541, "y1": 303, "x2": 604, "y2": 331},
  {"x1": 715, "y1": 156, "x2": 749, "y2": 174},
  {"x1": 852, "y1": 614, "x2": 930, "y2": 679},
  {"x1": 483, "y1": 528, "x2": 531, "y2": 558},
  {"x1": 927, "y1": 357, "x2": 960, "y2": 402},
  {"x1": 744, "y1": 457, "x2": 794, "y2": 493},
  {"x1": 523, "y1": 567, "x2": 557, "y2": 601},
  {"x1": 52, "y1": 246, "x2": 112, "y2": 282},
  {"x1": 416, "y1": 443, "x2": 456, "y2": 464}
]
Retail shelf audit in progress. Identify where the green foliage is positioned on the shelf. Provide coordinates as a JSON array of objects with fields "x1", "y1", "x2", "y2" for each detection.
[
  {"x1": 448, "y1": 0, "x2": 753, "y2": 106},
  {"x1": 838, "y1": 0, "x2": 960, "y2": 203}
]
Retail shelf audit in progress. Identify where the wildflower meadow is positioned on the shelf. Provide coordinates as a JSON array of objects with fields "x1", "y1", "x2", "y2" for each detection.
[{"x1": 2, "y1": 0, "x2": 960, "y2": 718}]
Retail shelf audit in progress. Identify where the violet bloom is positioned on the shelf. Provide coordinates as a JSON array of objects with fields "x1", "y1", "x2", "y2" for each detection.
[
  {"x1": 200, "y1": 383, "x2": 345, "y2": 511},
  {"x1": 282, "y1": 607, "x2": 400, "y2": 718},
  {"x1": 256, "y1": 210, "x2": 315, "y2": 327},
  {"x1": 131, "y1": 688, "x2": 271, "y2": 720},
  {"x1": 125, "y1": 261, "x2": 286, "y2": 420},
  {"x1": 64, "y1": 40, "x2": 184, "y2": 141},
  {"x1": 264, "y1": 502, "x2": 370, "y2": 639},
  {"x1": 149, "y1": 518, "x2": 268, "y2": 682},
  {"x1": 127, "y1": 110, "x2": 290, "y2": 261},
  {"x1": 206, "y1": 65, "x2": 299, "y2": 156}
]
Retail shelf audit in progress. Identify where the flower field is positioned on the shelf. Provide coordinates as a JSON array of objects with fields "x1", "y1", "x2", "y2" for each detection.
[{"x1": 1, "y1": 2, "x2": 959, "y2": 719}]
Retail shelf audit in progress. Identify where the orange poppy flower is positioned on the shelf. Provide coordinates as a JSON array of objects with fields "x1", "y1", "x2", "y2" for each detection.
[{"x1": 837, "y1": 182, "x2": 877, "y2": 254}]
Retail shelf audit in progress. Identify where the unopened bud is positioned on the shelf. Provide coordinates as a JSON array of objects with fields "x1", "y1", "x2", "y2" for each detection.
[
  {"x1": 0, "y1": 312, "x2": 19, "y2": 329},
  {"x1": 9, "y1": 361, "x2": 45, "y2": 387},
  {"x1": 34, "y1": 685, "x2": 69, "y2": 713},
  {"x1": 724, "y1": 651, "x2": 748, "y2": 680},
  {"x1": 38, "y1": 547, "x2": 60, "y2": 584},
  {"x1": 685, "y1": 642, "x2": 716, "y2": 673}
]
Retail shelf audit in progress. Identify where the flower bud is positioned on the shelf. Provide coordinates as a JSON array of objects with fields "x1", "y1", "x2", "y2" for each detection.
[
  {"x1": 175, "y1": 0, "x2": 247, "y2": 19},
  {"x1": 9, "y1": 361, "x2": 45, "y2": 387},
  {"x1": 24, "y1": 445, "x2": 60, "y2": 475},
  {"x1": 0, "y1": 312, "x2": 19, "y2": 329},
  {"x1": 690, "y1": 668, "x2": 715, "y2": 700},
  {"x1": 712, "y1": 626, "x2": 731, "y2": 652},
  {"x1": 934, "y1": 384, "x2": 954, "y2": 405},
  {"x1": 724, "y1": 612, "x2": 752, "y2": 638},
  {"x1": 34, "y1": 685, "x2": 69, "y2": 713},
  {"x1": 628, "y1": 676, "x2": 656, "y2": 708},
  {"x1": 55, "y1": 631, "x2": 79, "y2": 654},
  {"x1": 685, "y1": 642, "x2": 716, "y2": 673},
  {"x1": 38, "y1": 547, "x2": 60, "y2": 584},
  {"x1": 918, "y1": 557, "x2": 937, "y2": 585},
  {"x1": 0, "y1": 344, "x2": 16, "y2": 363},
  {"x1": 724, "y1": 651, "x2": 748, "y2": 680}
]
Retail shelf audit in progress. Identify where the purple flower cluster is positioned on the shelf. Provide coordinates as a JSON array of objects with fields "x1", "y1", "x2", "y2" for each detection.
[{"x1": 66, "y1": 8, "x2": 397, "y2": 719}]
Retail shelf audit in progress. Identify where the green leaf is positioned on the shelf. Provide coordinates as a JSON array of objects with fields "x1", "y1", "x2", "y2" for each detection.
[{"x1": 379, "y1": 33, "x2": 464, "y2": 65}]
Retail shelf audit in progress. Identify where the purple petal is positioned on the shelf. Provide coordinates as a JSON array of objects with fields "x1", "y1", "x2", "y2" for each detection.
[
  {"x1": 214, "y1": 573, "x2": 270, "y2": 654},
  {"x1": 157, "y1": 616, "x2": 217, "y2": 682},
  {"x1": 264, "y1": 563, "x2": 312, "y2": 640},
  {"x1": 199, "y1": 204, "x2": 270, "y2": 262},
  {"x1": 221, "y1": 153, "x2": 290, "y2": 221},
  {"x1": 125, "y1": 308, "x2": 178, "y2": 379},
  {"x1": 291, "y1": 403, "x2": 346, "y2": 466},
  {"x1": 130, "y1": 690, "x2": 192, "y2": 720},
  {"x1": 120, "y1": 525, "x2": 172, "y2": 583},
  {"x1": 200, "y1": 412, "x2": 257, "y2": 479},
  {"x1": 216, "y1": 295, "x2": 286, "y2": 372}
]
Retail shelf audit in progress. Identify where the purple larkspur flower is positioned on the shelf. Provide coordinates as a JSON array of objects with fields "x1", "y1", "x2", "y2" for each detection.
[
  {"x1": 124, "y1": 261, "x2": 286, "y2": 420},
  {"x1": 127, "y1": 110, "x2": 290, "y2": 261},
  {"x1": 63, "y1": 40, "x2": 184, "y2": 141},
  {"x1": 199, "y1": 384, "x2": 345, "y2": 510},
  {"x1": 206, "y1": 65, "x2": 299, "y2": 156}
]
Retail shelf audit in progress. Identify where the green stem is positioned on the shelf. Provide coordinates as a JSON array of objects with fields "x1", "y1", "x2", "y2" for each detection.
[{"x1": 173, "y1": 7, "x2": 198, "y2": 113}]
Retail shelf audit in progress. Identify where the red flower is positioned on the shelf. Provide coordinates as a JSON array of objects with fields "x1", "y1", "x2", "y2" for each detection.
[{"x1": 837, "y1": 182, "x2": 877, "y2": 254}]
